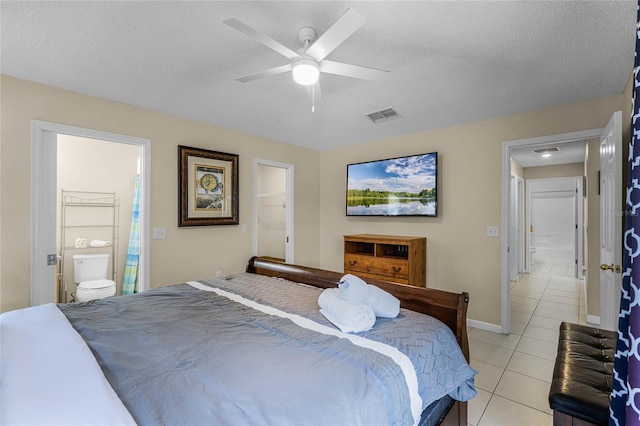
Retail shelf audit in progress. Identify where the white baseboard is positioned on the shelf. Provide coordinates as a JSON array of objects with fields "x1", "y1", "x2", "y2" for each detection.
[
  {"x1": 582, "y1": 277, "x2": 600, "y2": 326},
  {"x1": 586, "y1": 315, "x2": 600, "y2": 326},
  {"x1": 467, "y1": 318, "x2": 503, "y2": 334}
]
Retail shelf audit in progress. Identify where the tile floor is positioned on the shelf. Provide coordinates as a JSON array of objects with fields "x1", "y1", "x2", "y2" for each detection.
[{"x1": 467, "y1": 263, "x2": 587, "y2": 425}]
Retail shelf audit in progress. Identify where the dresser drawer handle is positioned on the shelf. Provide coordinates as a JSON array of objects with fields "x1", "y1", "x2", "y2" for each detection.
[
  {"x1": 348, "y1": 260, "x2": 357, "y2": 266},
  {"x1": 392, "y1": 266, "x2": 402, "y2": 273}
]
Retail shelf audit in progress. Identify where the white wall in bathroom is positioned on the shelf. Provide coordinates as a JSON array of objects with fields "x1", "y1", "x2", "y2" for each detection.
[{"x1": 57, "y1": 134, "x2": 140, "y2": 300}]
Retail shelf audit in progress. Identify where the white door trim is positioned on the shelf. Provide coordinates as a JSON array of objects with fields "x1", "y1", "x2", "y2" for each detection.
[
  {"x1": 517, "y1": 177, "x2": 525, "y2": 274},
  {"x1": 509, "y1": 175, "x2": 519, "y2": 282},
  {"x1": 509, "y1": 175, "x2": 526, "y2": 278},
  {"x1": 30, "y1": 120, "x2": 151, "y2": 306},
  {"x1": 253, "y1": 159, "x2": 294, "y2": 263},
  {"x1": 501, "y1": 128, "x2": 602, "y2": 333}
]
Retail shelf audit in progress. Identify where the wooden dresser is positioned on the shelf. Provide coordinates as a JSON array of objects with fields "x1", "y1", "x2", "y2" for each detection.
[{"x1": 343, "y1": 234, "x2": 426, "y2": 287}]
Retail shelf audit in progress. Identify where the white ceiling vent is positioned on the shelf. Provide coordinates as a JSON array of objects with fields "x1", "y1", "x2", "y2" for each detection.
[{"x1": 366, "y1": 107, "x2": 399, "y2": 123}]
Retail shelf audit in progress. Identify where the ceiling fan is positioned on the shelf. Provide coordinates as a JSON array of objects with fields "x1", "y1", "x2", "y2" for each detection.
[{"x1": 223, "y1": 8, "x2": 389, "y2": 109}]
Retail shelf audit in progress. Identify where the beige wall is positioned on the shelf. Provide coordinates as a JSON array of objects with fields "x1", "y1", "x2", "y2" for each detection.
[
  {"x1": 319, "y1": 94, "x2": 626, "y2": 326},
  {"x1": 510, "y1": 158, "x2": 524, "y2": 179},
  {"x1": 1, "y1": 73, "x2": 632, "y2": 327},
  {"x1": 0, "y1": 75, "x2": 321, "y2": 312},
  {"x1": 523, "y1": 163, "x2": 584, "y2": 180}
]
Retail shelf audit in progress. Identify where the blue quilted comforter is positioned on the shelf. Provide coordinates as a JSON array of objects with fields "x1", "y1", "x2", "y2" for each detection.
[{"x1": 60, "y1": 273, "x2": 476, "y2": 425}]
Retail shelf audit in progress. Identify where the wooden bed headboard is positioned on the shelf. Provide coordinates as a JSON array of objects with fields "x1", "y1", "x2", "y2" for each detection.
[{"x1": 246, "y1": 256, "x2": 469, "y2": 361}]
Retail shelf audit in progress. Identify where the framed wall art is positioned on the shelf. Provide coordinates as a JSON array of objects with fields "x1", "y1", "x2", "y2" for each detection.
[{"x1": 178, "y1": 145, "x2": 239, "y2": 226}]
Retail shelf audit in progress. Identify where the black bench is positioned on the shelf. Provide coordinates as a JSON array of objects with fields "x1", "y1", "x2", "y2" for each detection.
[{"x1": 548, "y1": 322, "x2": 616, "y2": 426}]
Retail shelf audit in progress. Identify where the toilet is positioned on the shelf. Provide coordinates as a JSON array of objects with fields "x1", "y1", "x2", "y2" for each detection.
[{"x1": 73, "y1": 254, "x2": 117, "y2": 302}]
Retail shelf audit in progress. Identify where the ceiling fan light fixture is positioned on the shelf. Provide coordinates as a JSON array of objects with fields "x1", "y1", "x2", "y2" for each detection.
[{"x1": 292, "y1": 58, "x2": 320, "y2": 85}]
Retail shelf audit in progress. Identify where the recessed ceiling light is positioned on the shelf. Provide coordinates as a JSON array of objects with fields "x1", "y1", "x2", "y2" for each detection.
[{"x1": 532, "y1": 147, "x2": 560, "y2": 155}]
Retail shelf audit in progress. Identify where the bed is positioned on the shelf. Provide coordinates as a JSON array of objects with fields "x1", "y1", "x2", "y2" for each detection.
[{"x1": 0, "y1": 256, "x2": 476, "y2": 426}]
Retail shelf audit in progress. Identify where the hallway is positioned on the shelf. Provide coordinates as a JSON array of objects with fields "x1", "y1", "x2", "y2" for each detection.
[{"x1": 467, "y1": 265, "x2": 586, "y2": 425}]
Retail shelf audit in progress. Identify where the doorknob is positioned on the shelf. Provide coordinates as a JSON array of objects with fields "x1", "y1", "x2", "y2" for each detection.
[{"x1": 600, "y1": 263, "x2": 622, "y2": 273}]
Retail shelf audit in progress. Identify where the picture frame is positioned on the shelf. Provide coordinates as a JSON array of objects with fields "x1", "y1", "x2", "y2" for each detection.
[{"x1": 178, "y1": 145, "x2": 239, "y2": 226}]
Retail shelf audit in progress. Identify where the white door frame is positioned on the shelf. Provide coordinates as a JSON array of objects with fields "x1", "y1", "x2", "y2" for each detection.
[
  {"x1": 253, "y1": 159, "x2": 294, "y2": 263},
  {"x1": 517, "y1": 177, "x2": 525, "y2": 274},
  {"x1": 509, "y1": 175, "x2": 520, "y2": 281},
  {"x1": 501, "y1": 128, "x2": 602, "y2": 333},
  {"x1": 30, "y1": 120, "x2": 151, "y2": 306},
  {"x1": 509, "y1": 175, "x2": 526, "y2": 279}
]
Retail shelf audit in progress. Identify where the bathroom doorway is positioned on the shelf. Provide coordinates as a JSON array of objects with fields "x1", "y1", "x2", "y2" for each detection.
[
  {"x1": 57, "y1": 134, "x2": 140, "y2": 302},
  {"x1": 30, "y1": 120, "x2": 150, "y2": 306}
]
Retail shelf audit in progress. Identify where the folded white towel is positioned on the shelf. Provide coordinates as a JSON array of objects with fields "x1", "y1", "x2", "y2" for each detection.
[
  {"x1": 89, "y1": 240, "x2": 110, "y2": 247},
  {"x1": 338, "y1": 274, "x2": 400, "y2": 319},
  {"x1": 318, "y1": 288, "x2": 376, "y2": 333}
]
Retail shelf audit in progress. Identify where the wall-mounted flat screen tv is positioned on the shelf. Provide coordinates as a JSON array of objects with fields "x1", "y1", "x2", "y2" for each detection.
[{"x1": 346, "y1": 152, "x2": 437, "y2": 217}]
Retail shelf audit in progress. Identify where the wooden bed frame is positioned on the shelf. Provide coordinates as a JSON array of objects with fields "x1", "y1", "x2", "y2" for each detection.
[{"x1": 246, "y1": 256, "x2": 470, "y2": 426}]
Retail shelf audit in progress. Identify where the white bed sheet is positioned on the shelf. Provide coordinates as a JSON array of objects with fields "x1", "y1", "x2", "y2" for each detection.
[{"x1": 0, "y1": 303, "x2": 136, "y2": 425}]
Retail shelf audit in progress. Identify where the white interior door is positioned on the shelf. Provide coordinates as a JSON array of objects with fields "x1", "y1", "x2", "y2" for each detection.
[{"x1": 599, "y1": 111, "x2": 623, "y2": 331}]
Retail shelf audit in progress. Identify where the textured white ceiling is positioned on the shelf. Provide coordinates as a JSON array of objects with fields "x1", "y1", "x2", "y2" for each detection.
[
  {"x1": 511, "y1": 140, "x2": 587, "y2": 168},
  {"x1": 1, "y1": 1, "x2": 636, "y2": 152}
]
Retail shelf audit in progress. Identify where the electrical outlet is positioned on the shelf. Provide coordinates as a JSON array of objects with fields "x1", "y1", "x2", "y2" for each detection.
[
  {"x1": 487, "y1": 226, "x2": 499, "y2": 237},
  {"x1": 216, "y1": 271, "x2": 223, "y2": 277},
  {"x1": 153, "y1": 227, "x2": 166, "y2": 239}
]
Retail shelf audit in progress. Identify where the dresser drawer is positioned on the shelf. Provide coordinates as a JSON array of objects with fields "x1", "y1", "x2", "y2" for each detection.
[
  {"x1": 344, "y1": 254, "x2": 409, "y2": 280},
  {"x1": 345, "y1": 270, "x2": 409, "y2": 285}
]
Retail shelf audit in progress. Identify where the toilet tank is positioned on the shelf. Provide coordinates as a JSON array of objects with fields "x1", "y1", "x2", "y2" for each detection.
[{"x1": 73, "y1": 254, "x2": 109, "y2": 283}]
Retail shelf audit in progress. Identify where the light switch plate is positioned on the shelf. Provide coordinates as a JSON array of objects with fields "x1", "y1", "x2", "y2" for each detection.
[
  {"x1": 153, "y1": 227, "x2": 166, "y2": 239},
  {"x1": 487, "y1": 226, "x2": 499, "y2": 237}
]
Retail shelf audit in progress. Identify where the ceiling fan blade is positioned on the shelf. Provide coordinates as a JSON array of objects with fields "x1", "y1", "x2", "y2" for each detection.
[
  {"x1": 235, "y1": 64, "x2": 293, "y2": 83},
  {"x1": 305, "y1": 8, "x2": 365, "y2": 62},
  {"x1": 320, "y1": 60, "x2": 389, "y2": 81},
  {"x1": 224, "y1": 18, "x2": 301, "y2": 61}
]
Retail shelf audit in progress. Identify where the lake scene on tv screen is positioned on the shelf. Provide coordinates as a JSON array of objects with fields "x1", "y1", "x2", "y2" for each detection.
[{"x1": 347, "y1": 153, "x2": 437, "y2": 216}]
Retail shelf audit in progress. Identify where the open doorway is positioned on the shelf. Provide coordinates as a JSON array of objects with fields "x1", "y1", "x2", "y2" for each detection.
[
  {"x1": 57, "y1": 134, "x2": 140, "y2": 302},
  {"x1": 30, "y1": 120, "x2": 150, "y2": 306},
  {"x1": 501, "y1": 128, "x2": 602, "y2": 334},
  {"x1": 254, "y1": 159, "x2": 294, "y2": 263}
]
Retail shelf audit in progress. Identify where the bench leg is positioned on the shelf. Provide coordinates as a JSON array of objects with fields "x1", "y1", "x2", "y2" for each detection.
[{"x1": 553, "y1": 410, "x2": 600, "y2": 426}]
